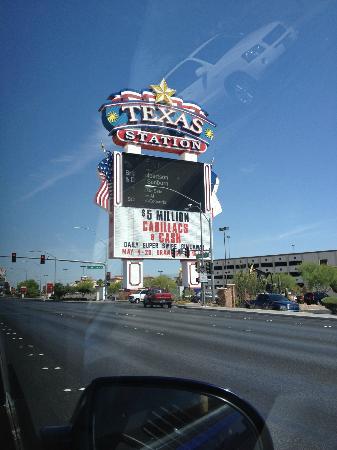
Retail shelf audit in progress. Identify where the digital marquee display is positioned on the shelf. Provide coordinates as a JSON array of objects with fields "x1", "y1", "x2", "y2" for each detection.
[
  {"x1": 122, "y1": 153, "x2": 205, "y2": 212},
  {"x1": 110, "y1": 207, "x2": 211, "y2": 260}
]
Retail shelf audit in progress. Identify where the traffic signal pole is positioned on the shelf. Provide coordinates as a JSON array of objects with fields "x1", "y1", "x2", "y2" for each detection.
[{"x1": 198, "y1": 201, "x2": 205, "y2": 307}]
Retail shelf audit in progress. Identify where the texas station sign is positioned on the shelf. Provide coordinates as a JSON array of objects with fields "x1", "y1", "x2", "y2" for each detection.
[
  {"x1": 96, "y1": 80, "x2": 219, "y2": 261},
  {"x1": 99, "y1": 79, "x2": 216, "y2": 155}
]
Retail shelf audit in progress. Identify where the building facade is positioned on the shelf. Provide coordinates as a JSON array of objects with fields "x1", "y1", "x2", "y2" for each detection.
[{"x1": 210, "y1": 250, "x2": 337, "y2": 287}]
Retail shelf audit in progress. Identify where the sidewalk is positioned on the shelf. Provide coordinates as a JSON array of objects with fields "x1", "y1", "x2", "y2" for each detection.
[{"x1": 176, "y1": 303, "x2": 337, "y2": 320}]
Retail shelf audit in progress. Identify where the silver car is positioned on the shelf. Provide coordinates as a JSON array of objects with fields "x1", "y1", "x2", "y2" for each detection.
[{"x1": 165, "y1": 22, "x2": 297, "y2": 106}]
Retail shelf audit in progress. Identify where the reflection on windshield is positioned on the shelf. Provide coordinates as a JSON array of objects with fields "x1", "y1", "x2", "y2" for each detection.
[
  {"x1": 194, "y1": 35, "x2": 243, "y2": 64},
  {"x1": 166, "y1": 60, "x2": 203, "y2": 93}
]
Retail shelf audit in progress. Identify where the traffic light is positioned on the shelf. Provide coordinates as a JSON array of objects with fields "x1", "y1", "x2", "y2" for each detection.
[
  {"x1": 196, "y1": 277, "x2": 200, "y2": 283},
  {"x1": 106, "y1": 272, "x2": 111, "y2": 281},
  {"x1": 11, "y1": 252, "x2": 16, "y2": 263},
  {"x1": 171, "y1": 247, "x2": 176, "y2": 258},
  {"x1": 184, "y1": 247, "x2": 190, "y2": 258},
  {"x1": 205, "y1": 261, "x2": 212, "y2": 274},
  {"x1": 40, "y1": 254, "x2": 46, "y2": 264}
]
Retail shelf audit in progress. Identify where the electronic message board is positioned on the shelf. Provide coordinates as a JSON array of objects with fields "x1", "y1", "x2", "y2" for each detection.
[
  {"x1": 123, "y1": 153, "x2": 205, "y2": 212},
  {"x1": 110, "y1": 207, "x2": 211, "y2": 260},
  {"x1": 108, "y1": 152, "x2": 212, "y2": 260}
]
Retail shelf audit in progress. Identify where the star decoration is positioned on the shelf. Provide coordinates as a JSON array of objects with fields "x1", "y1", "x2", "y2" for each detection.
[
  {"x1": 205, "y1": 129, "x2": 214, "y2": 140},
  {"x1": 150, "y1": 79, "x2": 176, "y2": 104},
  {"x1": 107, "y1": 111, "x2": 119, "y2": 123}
]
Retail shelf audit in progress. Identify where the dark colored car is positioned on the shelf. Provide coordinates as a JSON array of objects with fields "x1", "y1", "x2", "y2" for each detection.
[
  {"x1": 246, "y1": 293, "x2": 300, "y2": 311},
  {"x1": 304, "y1": 292, "x2": 328, "y2": 305}
]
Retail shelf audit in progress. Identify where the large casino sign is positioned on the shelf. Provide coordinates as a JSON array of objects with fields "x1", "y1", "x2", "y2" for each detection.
[{"x1": 99, "y1": 79, "x2": 216, "y2": 155}]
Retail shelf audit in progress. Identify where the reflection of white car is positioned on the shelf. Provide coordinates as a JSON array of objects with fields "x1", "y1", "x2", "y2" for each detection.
[{"x1": 165, "y1": 22, "x2": 297, "y2": 106}]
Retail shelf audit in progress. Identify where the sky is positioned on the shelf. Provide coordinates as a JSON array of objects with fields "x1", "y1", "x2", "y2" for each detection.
[{"x1": 1, "y1": 0, "x2": 336, "y2": 286}]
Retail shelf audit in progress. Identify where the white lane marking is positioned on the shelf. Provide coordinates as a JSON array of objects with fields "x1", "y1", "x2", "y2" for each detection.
[
  {"x1": 38, "y1": 353, "x2": 44, "y2": 356},
  {"x1": 54, "y1": 367, "x2": 61, "y2": 370},
  {"x1": 28, "y1": 353, "x2": 34, "y2": 356},
  {"x1": 78, "y1": 387, "x2": 85, "y2": 391},
  {"x1": 63, "y1": 388, "x2": 72, "y2": 392},
  {"x1": 41, "y1": 367, "x2": 49, "y2": 370},
  {"x1": 28, "y1": 345, "x2": 34, "y2": 348},
  {"x1": 324, "y1": 325, "x2": 332, "y2": 328},
  {"x1": 19, "y1": 337, "x2": 23, "y2": 340}
]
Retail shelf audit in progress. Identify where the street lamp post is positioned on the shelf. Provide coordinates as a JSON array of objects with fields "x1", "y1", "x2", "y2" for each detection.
[
  {"x1": 145, "y1": 184, "x2": 214, "y2": 306},
  {"x1": 219, "y1": 227, "x2": 229, "y2": 288},
  {"x1": 73, "y1": 226, "x2": 108, "y2": 300}
]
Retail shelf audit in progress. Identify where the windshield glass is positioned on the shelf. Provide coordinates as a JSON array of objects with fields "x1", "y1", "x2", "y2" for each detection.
[
  {"x1": 1, "y1": 1, "x2": 337, "y2": 450},
  {"x1": 193, "y1": 35, "x2": 244, "y2": 64},
  {"x1": 166, "y1": 60, "x2": 204, "y2": 92}
]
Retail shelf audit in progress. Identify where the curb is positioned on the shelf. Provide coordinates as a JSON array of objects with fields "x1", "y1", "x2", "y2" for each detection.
[{"x1": 175, "y1": 304, "x2": 337, "y2": 320}]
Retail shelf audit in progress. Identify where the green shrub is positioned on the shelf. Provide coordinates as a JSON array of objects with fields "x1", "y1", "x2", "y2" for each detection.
[{"x1": 321, "y1": 297, "x2": 337, "y2": 314}]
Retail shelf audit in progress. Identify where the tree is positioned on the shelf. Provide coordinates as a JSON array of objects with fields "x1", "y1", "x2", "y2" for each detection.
[
  {"x1": 108, "y1": 281, "x2": 122, "y2": 294},
  {"x1": 330, "y1": 269, "x2": 337, "y2": 293},
  {"x1": 151, "y1": 275, "x2": 177, "y2": 292},
  {"x1": 143, "y1": 276, "x2": 154, "y2": 288},
  {"x1": 76, "y1": 280, "x2": 94, "y2": 297},
  {"x1": 17, "y1": 279, "x2": 40, "y2": 297},
  {"x1": 54, "y1": 283, "x2": 72, "y2": 299},
  {"x1": 233, "y1": 272, "x2": 266, "y2": 304},
  {"x1": 299, "y1": 262, "x2": 336, "y2": 292},
  {"x1": 96, "y1": 279, "x2": 105, "y2": 287},
  {"x1": 274, "y1": 273, "x2": 299, "y2": 295}
]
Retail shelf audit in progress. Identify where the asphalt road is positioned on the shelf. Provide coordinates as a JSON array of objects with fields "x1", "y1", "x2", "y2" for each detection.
[{"x1": 0, "y1": 298, "x2": 336, "y2": 450}]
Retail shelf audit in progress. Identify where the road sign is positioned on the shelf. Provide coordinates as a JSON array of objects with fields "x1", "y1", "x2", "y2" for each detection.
[
  {"x1": 196, "y1": 252, "x2": 209, "y2": 259},
  {"x1": 86, "y1": 265, "x2": 104, "y2": 269},
  {"x1": 199, "y1": 273, "x2": 209, "y2": 283}
]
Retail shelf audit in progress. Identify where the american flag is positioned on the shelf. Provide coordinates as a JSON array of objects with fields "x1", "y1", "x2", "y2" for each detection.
[{"x1": 95, "y1": 151, "x2": 113, "y2": 210}]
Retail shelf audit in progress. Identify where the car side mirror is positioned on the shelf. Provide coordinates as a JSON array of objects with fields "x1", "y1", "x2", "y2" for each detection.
[{"x1": 40, "y1": 376, "x2": 274, "y2": 450}]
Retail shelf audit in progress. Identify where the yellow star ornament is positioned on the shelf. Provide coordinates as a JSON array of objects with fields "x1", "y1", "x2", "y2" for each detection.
[
  {"x1": 107, "y1": 111, "x2": 119, "y2": 123},
  {"x1": 205, "y1": 129, "x2": 214, "y2": 140},
  {"x1": 150, "y1": 79, "x2": 176, "y2": 104}
]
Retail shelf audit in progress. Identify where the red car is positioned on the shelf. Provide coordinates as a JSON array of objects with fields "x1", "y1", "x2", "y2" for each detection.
[{"x1": 143, "y1": 289, "x2": 173, "y2": 308}]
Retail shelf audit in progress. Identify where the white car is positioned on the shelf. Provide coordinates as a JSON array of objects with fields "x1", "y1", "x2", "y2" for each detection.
[
  {"x1": 165, "y1": 22, "x2": 297, "y2": 106},
  {"x1": 128, "y1": 289, "x2": 148, "y2": 304}
]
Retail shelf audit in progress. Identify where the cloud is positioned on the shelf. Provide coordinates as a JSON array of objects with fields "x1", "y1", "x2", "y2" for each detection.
[
  {"x1": 277, "y1": 223, "x2": 321, "y2": 240},
  {"x1": 21, "y1": 120, "x2": 110, "y2": 201},
  {"x1": 50, "y1": 155, "x2": 75, "y2": 164},
  {"x1": 239, "y1": 163, "x2": 258, "y2": 174}
]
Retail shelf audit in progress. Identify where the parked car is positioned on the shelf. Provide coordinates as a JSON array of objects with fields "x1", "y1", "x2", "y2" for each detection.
[
  {"x1": 165, "y1": 21, "x2": 297, "y2": 106},
  {"x1": 246, "y1": 293, "x2": 300, "y2": 311},
  {"x1": 128, "y1": 289, "x2": 148, "y2": 304},
  {"x1": 143, "y1": 289, "x2": 173, "y2": 308},
  {"x1": 304, "y1": 291, "x2": 329, "y2": 305}
]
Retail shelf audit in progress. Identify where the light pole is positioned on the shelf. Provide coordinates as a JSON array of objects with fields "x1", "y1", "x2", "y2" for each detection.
[
  {"x1": 219, "y1": 227, "x2": 229, "y2": 287},
  {"x1": 73, "y1": 226, "x2": 108, "y2": 300},
  {"x1": 227, "y1": 235, "x2": 231, "y2": 259},
  {"x1": 145, "y1": 184, "x2": 214, "y2": 306}
]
